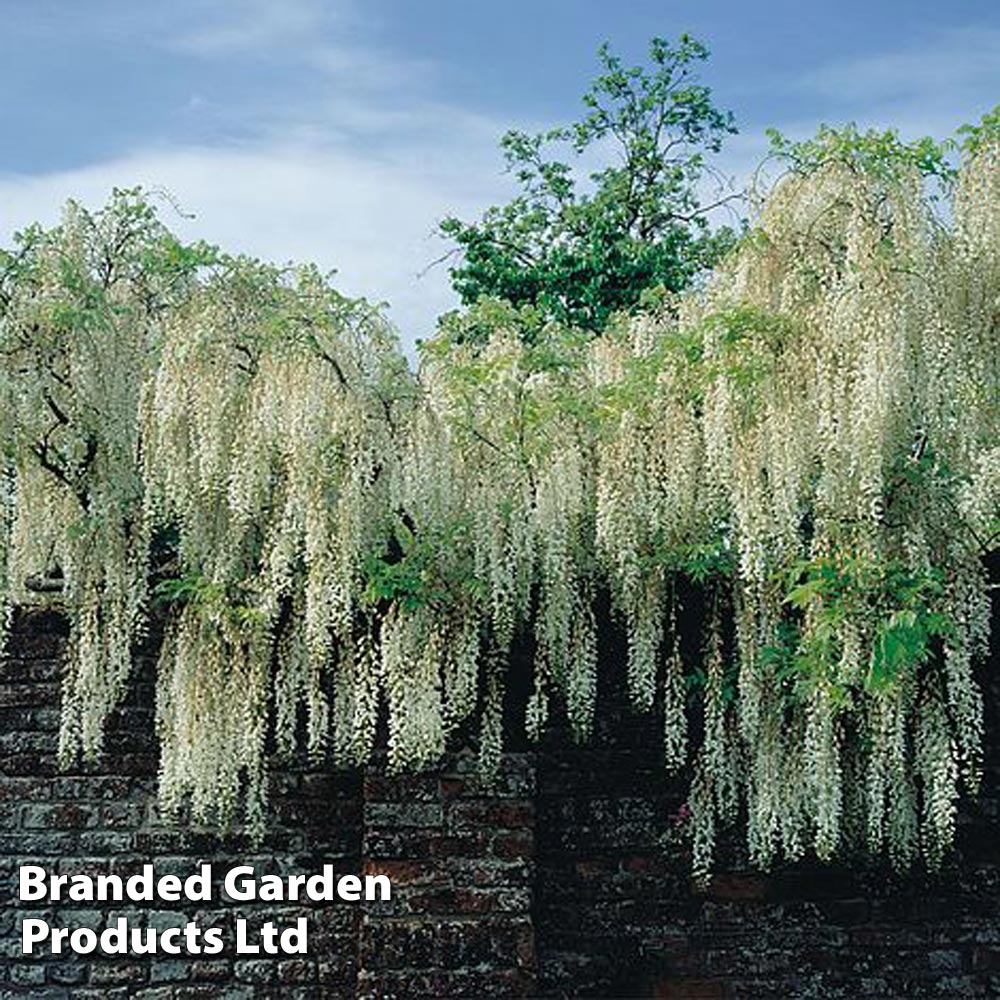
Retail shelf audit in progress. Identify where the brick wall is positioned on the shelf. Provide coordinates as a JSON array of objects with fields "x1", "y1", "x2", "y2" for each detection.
[
  {"x1": 2, "y1": 603, "x2": 998, "y2": 999},
  {"x1": 533, "y1": 661, "x2": 1000, "y2": 999},
  {"x1": 532, "y1": 578, "x2": 1000, "y2": 999},
  {"x1": 358, "y1": 758, "x2": 535, "y2": 997},
  {"x1": 1, "y1": 611, "x2": 363, "y2": 1000}
]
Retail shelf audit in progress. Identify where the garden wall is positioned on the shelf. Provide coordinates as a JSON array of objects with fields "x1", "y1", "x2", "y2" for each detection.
[{"x1": 1, "y1": 605, "x2": 998, "y2": 999}]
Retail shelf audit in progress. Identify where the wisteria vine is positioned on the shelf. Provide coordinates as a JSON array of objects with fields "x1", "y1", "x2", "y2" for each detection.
[{"x1": 1, "y1": 127, "x2": 997, "y2": 875}]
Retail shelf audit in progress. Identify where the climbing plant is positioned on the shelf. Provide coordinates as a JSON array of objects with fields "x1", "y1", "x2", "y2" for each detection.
[
  {"x1": 0, "y1": 116, "x2": 997, "y2": 875},
  {"x1": 0, "y1": 191, "x2": 214, "y2": 762},
  {"x1": 143, "y1": 256, "x2": 411, "y2": 826}
]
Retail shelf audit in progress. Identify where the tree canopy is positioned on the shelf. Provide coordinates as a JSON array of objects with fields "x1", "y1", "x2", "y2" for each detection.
[{"x1": 438, "y1": 35, "x2": 740, "y2": 335}]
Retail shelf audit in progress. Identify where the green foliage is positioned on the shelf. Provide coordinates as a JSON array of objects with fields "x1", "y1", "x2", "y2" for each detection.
[
  {"x1": 152, "y1": 572, "x2": 267, "y2": 633},
  {"x1": 781, "y1": 555, "x2": 950, "y2": 697},
  {"x1": 422, "y1": 297, "x2": 598, "y2": 462},
  {"x1": 672, "y1": 533, "x2": 737, "y2": 584},
  {"x1": 957, "y1": 104, "x2": 1000, "y2": 155},
  {"x1": 594, "y1": 303, "x2": 798, "y2": 422},
  {"x1": 363, "y1": 517, "x2": 481, "y2": 613},
  {"x1": 699, "y1": 306, "x2": 800, "y2": 416},
  {"x1": 1, "y1": 118, "x2": 997, "y2": 874},
  {"x1": 439, "y1": 35, "x2": 740, "y2": 333},
  {"x1": 766, "y1": 123, "x2": 955, "y2": 184},
  {"x1": 428, "y1": 296, "x2": 590, "y2": 369}
]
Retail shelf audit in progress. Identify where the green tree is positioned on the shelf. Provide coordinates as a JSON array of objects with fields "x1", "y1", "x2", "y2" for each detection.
[{"x1": 438, "y1": 35, "x2": 740, "y2": 335}]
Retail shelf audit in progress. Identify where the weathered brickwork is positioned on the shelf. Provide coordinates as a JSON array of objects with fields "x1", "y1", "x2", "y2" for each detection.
[
  {"x1": 2, "y1": 602, "x2": 998, "y2": 999},
  {"x1": 532, "y1": 583, "x2": 1000, "y2": 999},
  {"x1": 1, "y1": 611, "x2": 363, "y2": 1000},
  {"x1": 358, "y1": 757, "x2": 536, "y2": 997},
  {"x1": 534, "y1": 664, "x2": 1000, "y2": 999}
]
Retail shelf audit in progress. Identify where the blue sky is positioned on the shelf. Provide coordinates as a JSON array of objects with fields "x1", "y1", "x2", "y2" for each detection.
[{"x1": 2, "y1": 0, "x2": 998, "y2": 352}]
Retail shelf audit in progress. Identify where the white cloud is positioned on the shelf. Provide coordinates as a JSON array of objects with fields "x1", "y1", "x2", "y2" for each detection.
[
  {"x1": 167, "y1": 0, "x2": 428, "y2": 99},
  {"x1": 0, "y1": 134, "x2": 512, "y2": 359},
  {"x1": 0, "y1": 0, "x2": 524, "y2": 362},
  {"x1": 712, "y1": 26, "x2": 1000, "y2": 205},
  {"x1": 805, "y1": 27, "x2": 998, "y2": 100},
  {"x1": 7, "y1": 5, "x2": 993, "y2": 369}
]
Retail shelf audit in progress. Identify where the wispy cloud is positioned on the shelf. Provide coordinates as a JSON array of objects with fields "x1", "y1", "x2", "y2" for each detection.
[
  {"x1": 168, "y1": 0, "x2": 431, "y2": 99},
  {"x1": 168, "y1": 0, "x2": 346, "y2": 57},
  {"x1": 4, "y1": 3, "x2": 995, "y2": 360},
  {"x1": 0, "y1": 0, "x2": 519, "y2": 357},
  {"x1": 712, "y1": 25, "x2": 1000, "y2": 198}
]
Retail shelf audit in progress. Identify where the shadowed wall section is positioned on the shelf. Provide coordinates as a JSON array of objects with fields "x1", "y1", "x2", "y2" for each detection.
[{"x1": 1, "y1": 605, "x2": 998, "y2": 999}]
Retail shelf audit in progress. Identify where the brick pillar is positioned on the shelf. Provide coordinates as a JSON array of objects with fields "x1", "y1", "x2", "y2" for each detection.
[{"x1": 357, "y1": 752, "x2": 536, "y2": 997}]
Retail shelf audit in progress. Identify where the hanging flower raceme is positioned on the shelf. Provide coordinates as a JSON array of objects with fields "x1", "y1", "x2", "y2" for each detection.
[
  {"x1": 0, "y1": 190, "x2": 212, "y2": 762},
  {"x1": 411, "y1": 306, "x2": 600, "y2": 765},
  {"x1": 673, "y1": 133, "x2": 1000, "y2": 873},
  {"x1": 143, "y1": 257, "x2": 409, "y2": 826}
]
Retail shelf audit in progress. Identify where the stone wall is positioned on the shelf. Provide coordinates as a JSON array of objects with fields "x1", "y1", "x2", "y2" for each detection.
[{"x1": 1, "y1": 604, "x2": 998, "y2": 999}]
